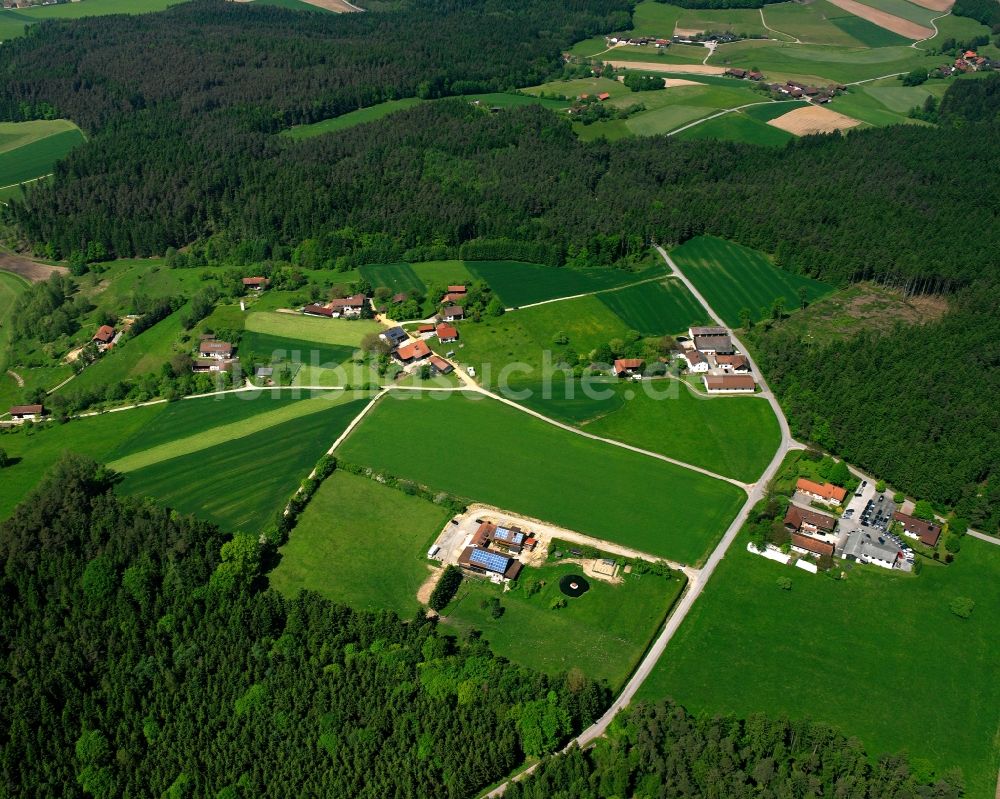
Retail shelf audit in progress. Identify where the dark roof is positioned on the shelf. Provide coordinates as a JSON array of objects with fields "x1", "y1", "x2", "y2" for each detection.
[
  {"x1": 892, "y1": 511, "x2": 941, "y2": 547},
  {"x1": 442, "y1": 305, "x2": 464, "y2": 317},
  {"x1": 694, "y1": 334, "x2": 734, "y2": 353},
  {"x1": 330, "y1": 294, "x2": 366, "y2": 309},
  {"x1": 429, "y1": 355, "x2": 453, "y2": 374},
  {"x1": 391, "y1": 292, "x2": 409, "y2": 303},
  {"x1": 689, "y1": 326, "x2": 728, "y2": 336},
  {"x1": 381, "y1": 326, "x2": 408, "y2": 344},
  {"x1": 458, "y1": 546, "x2": 512, "y2": 575},
  {"x1": 784, "y1": 505, "x2": 837, "y2": 533}
]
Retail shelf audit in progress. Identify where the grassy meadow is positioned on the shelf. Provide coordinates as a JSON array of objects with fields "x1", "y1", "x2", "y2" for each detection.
[
  {"x1": 338, "y1": 391, "x2": 746, "y2": 564},
  {"x1": 0, "y1": 0, "x2": 173, "y2": 39},
  {"x1": 241, "y1": 330, "x2": 355, "y2": 370},
  {"x1": 637, "y1": 538, "x2": 1000, "y2": 799},
  {"x1": 245, "y1": 311, "x2": 381, "y2": 347},
  {"x1": 359, "y1": 262, "x2": 426, "y2": 295},
  {"x1": 0, "y1": 270, "x2": 27, "y2": 374},
  {"x1": 675, "y1": 108, "x2": 796, "y2": 146},
  {"x1": 119, "y1": 394, "x2": 371, "y2": 533},
  {"x1": 270, "y1": 470, "x2": 450, "y2": 616},
  {"x1": 0, "y1": 120, "x2": 85, "y2": 188},
  {"x1": 670, "y1": 236, "x2": 833, "y2": 325},
  {"x1": 516, "y1": 379, "x2": 780, "y2": 483},
  {"x1": 598, "y1": 279, "x2": 708, "y2": 335},
  {"x1": 442, "y1": 564, "x2": 687, "y2": 688}
]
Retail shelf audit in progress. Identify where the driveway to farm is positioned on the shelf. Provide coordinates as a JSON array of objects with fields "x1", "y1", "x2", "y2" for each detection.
[{"x1": 482, "y1": 246, "x2": 803, "y2": 797}]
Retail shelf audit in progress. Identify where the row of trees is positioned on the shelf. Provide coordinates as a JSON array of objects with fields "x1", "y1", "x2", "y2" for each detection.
[{"x1": 0, "y1": 455, "x2": 611, "y2": 797}]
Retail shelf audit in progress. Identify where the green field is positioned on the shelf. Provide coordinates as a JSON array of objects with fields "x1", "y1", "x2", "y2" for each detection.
[
  {"x1": 270, "y1": 470, "x2": 450, "y2": 616},
  {"x1": 359, "y1": 262, "x2": 426, "y2": 294},
  {"x1": 762, "y1": 0, "x2": 868, "y2": 46},
  {"x1": 0, "y1": 270, "x2": 27, "y2": 373},
  {"x1": 245, "y1": 311, "x2": 381, "y2": 347},
  {"x1": 516, "y1": 379, "x2": 780, "y2": 483},
  {"x1": 848, "y1": 0, "x2": 938, "y2": 28},
  {"x1": 830, "y1": 14, "x2": 912, "y2": 47},
  {"x1": 670, "y1": 236, "x2": 833, "y2": 325},
  {"x1": 0, "y1": 121, "x2": 85, "y2": 188},
  {"x1": 410, "y1": 260, "x2": 474, "y2": 286},
  {"x1": 119, "y1": 395, "x2": 371, "y2": 533},
  {"x1": 241, "y1": 330, "x2": 355, "y2": 370},
  {"x1": 675, "y1": 108, "x2": 796, "y2": 146},
  {"x1": 283, "y1": 98, "x2": 425, "y2": 140},
  {"x1": 0, "y1": 0, "x2": 174, "y2": 39},
  {"x1": 0, "y1": 404, "x2": 165, "y2": 519},
  {"x1": 523, "y1": 76, "x2": 629, "y2": 101},
  {"x1": 442, "y1": 563, "x2": 687, "y2": 688},
  {"x1": 465, "y1": 260, "x2": 668, "y2": 308},
  {"x1": 339, "y1": 392, "x2": 746, "y2": 564},
  {"x1": 637, "y1": 538, "x2": 1000, "y2": 799},
  {"x1": 598, "y1": 279, "x2": 708, "y2": 335},
  {"x1": 675, "y1": 6, "x2": 771, "y2": 37}
]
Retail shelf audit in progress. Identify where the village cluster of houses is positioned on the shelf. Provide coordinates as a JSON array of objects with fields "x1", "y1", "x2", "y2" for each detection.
[
  {"x1": 605, "y1": 31, "x2": 743, "y2": 48},
  {"x1": 758, "y1": 78, "x2": 847, "y2": 104},
  {"x1": 678, "y1": 326, "x2": 757, "y2": 393},
  {"x1": 374, "y1": 284, "x2": 471, "y2": 376},
  {"x1": 940, "y1": 50, "x2": 996, "y2": 75},
  {"x1": 2, "y1": 0, "x2": 78, "y2": 8},
  {"x1": 303, "y1": 294, "x2": 368, "y2": 319},
  {"x1": 456, "y1": 520, "x2": 538, "y2": 582}
]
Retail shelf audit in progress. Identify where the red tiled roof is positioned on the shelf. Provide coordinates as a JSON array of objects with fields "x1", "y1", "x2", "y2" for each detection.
[
  {"x1": 716, "y1": 354, "x2": 749, "y2": 369},
  {"x1": 784, "y1": 504, "x2": 837, "y2": 533},
  {"x1": 442, "y1": 292, "x2": 465, "y2": 303},
  {"x1": 429, "y1": 355, "x2": 453, "y2": 373},
  {"x1": 447, "y1": 285, "x2": 467, "y2": 294},
  {"x1": 396, "y1": 339, "x2": 431, "y2": 361},
  {"x1": 199, "y1": 340, "x2": 233, "y2": 356},
  {"x1": 614, "y1": 358, "x2": 644, "y2": 373},
  {"x1": 417, "y1": 324, "x2": 435, "y2": 333},
  {"x1": 242, "y1": 276, "x2": 269, "y2": 286},
  {"x1": 597, "y1": 92, "x2": 610, "y2": 100},
  {"x1": 704, "y1": 374, "x2": 755, "y2": 390},
  {"x1": 796, "y1": 478, "x2": 846, "y2": 502},
  {"x1": 791, "y1": 532, "x2": 834, "y2": 557},
  {"x1": 684, "y1": 350, "x2": 705, "y2": 365},
  {"x1": 436, "y1": 323, "x2": 458, "y2": 340},
  {"x1": 303, "y1": 303, "x2": 334, "y2": 317},
  {"x1": 330, "y1": 294, "x2": 366, "y2": 309},
  {"x1": 10, "y1": 404, "x2": 43, "y2": 415},
  {"x1": 93, "y1": 325, "x2": 115, "y2": 343}
]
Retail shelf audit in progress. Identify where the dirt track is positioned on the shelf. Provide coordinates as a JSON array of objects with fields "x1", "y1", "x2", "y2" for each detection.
[
  {"x1": 0, "y1": 251, "x2": 68, "y2": 283},
  {"x1": 768, "y1": 105, "x2": 862, "y2": 136},
  {"x1": 604, "y1": 61, "x2": 726, "y2": 75},
  {"x1": 823, "y1": 0, "x2": 933, "y2": 38}
]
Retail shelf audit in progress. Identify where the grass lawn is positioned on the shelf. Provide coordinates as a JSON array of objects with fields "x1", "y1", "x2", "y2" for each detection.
[
  {"x1": 338, "y1": 392, "x2": 746, "y2": 564},
  {"x1": 762, "y1": 0, "x2": 868, "y2": 46},
  {"x1": 0, "y1": 270, "x2": 28, "y2": 375},
  {"x1": 515, "y1": 379, "x2": 780, "y2": 482},
  {"x1": 636, "y1": 538, "x2": 1000, "y2": 799},
  {"x1": 245, "y1": 311, "x2": 381, "y2": 347},
  {"x1": 675, "y1": 109, "x2": 796, "y2": 146},
  {"x1": 0, "y1": 404, "x2": 165, "y2": 519},
  {"x1": 598, "y1": 279, "x2": 709, "y2": 335},
  {"x1": 270, "y1": 470, "x2": 450, "y2": 616},
  {"x1": 410, "y1": 260, "x2": 474, "y2": 287},
  {"x1": 107, "y1": 390, "x2": 356, "y2": 473},
  {"x1": 670, "y1": 235, "x2": 833, "y2": 325},
  {"x1": 0, "y1": 121, "x2": 85, "y2": 188},
  {"x1": 359, "y1": 262, "x2": 425, "y2": 294},
  {"x1": 0, "y1": 0, "x2": 173, "y2": 38},
  {"x1": 241, "y1": 330, "x2": 355, "y2": 370},
  {"x1": 441, "y1": 563, "x2": 687, "y2": 688},
  {"x1": 465, "y1": 260, "x2": 668, "y2": 308},
  {"x1": 830, "y1": 14, "x2": 912, "y2": 47},
  {"x1": 436, "y1": 295, "x2": 631, "y2": 385},
  {"x1": 676, "y1": 7, "x2": 771, "y2": 36},
  {"x1": 523, "y1": 76, "x2": 628, "y2": 101},
  {"x1": 119, "y1": 395, "x2": 371, "y2": 533}
]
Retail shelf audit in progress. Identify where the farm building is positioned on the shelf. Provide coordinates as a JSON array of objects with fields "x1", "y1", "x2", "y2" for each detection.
[
  {"x1": 796, "y1": 478, "x2": 846, "y2": 505},
  {"x1": 689, "y1": 326, "x2": 728, "y2": 338},
  {"x1": 436, "y1": 323, "x2": 459, "y2": 343},
  {"x1": 490, "y1": 523, "x2": 527, "y2": 555},
  {"x1": 447, "y1": 285, "x2": 467, "y2": 294},
  {"x1": 380, "y1": 326, "x2": 409, "y2": 347},
  {"x1": 303, "y1": 303, "x2": 335, "y2": 317},
  {"x1": 703, "y1": 374, "x2": 755, "y2": 393},
  {"x1": 395, "y1": 339, "x2": 431, "y2": 364},
  {"x1": 790, "y1": 532, "x2": 835, "y2": 559},
  {"x1": 892, "y1": 511, "x2": 941, "y2": 547},
  {"x1": 329, "y1": 294, "x2": 367, "y2": 318},
  {"x1": 192, "y1": 359, "x2": 234, "y2": 373},
  {"x1": 441, "y1": 306, "x2": 465, "y2": 322},
  {"x1": 784, "y1": 505, "x2": 837, "y2": 536},
  {"x1": 199, "y1": 340, "x2": 234, "y2": 359},
  {"x1": 92, "y1": 325, "x2": 116, "y2": 348},
  {"x1": 693, "y1": 335, "x2": 734, "y2": 355},
  {"x1": 683, "y1": 350, "x2": 708, "y2": 373},
  {"x1": 458, "y1": 546, "x2": 523, "y2": 581},
  {"x1": 597, "y1": 92, "x2": 610, "y2": 101},
  {"x1": 417, "y1": 323, "x2": 435, "y2": 335},
  {"x1": 429, "y1": 355, "x2": 453, "y2": 375},
  {"x1": 613, "y1": 358, "x2": 644, "y2": 377},
  {"x1": 8, "y1": 404, "x2": 44, "y2": 422},
  {"x1": 841, "y1": 530, "x2": 902, "y2": 570},
  {"x1": 242, "y1": 276, "x2": 269, "y2": 291},
  {"x1": 715, "y1": 354, "x2": 750, "y2": 372}
]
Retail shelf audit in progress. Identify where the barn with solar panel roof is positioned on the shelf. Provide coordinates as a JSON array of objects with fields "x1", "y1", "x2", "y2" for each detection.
[{"x1": 458, "y1": 545, "x2": 523, "y2": 581}]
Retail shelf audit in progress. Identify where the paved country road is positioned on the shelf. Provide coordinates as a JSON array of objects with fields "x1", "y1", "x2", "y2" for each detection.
[{"x1": 481, "y1": 245, "x2": 803, "y2": 797}]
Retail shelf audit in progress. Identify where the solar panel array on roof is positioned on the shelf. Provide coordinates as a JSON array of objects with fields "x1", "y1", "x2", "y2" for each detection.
[
  {"x1": 469, "y1": 548, "x2": 510, "y2": 574},
  {"x1": 494, "y1": 526, "x2": 525, "y2": 545}
]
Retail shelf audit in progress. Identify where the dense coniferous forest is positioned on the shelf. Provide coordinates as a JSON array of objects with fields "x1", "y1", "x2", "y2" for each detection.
[
  {"x1": 505, "y1": 701, "x2": 964, "y2": 799},
  {"x1": 0, "y1": 457, "x2": 609, "y2": 798}
]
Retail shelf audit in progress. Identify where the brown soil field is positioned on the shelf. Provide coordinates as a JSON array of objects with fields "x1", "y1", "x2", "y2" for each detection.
[
  {"x1": 903, "y1": 0, "x2": 953, "y2": 10},
  {"x1": 824, "y1": 0, "x2": 934, "y2": 38},
  {"x1": 673, "y1": 27, "x2": 705, "y2": 37},
  {"x1": 0, "y1": 251, "x2": 68, "y2": 283},
  {"x1": 768, "y1": 105, "x2": 862, "y2": 135},
  {"x1": 605, "y1": 61, "x2": 727, "y2": 75},
  {"x1": 298, "y1": 0, "x2": 363, "y2": 10},
  {"x1": 664, "y1": 78, "x2": 703, "y2": 88}
]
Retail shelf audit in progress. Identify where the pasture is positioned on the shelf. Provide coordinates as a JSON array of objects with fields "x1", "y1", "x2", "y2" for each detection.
[
  {"x1": 119, "y1": 394, "x2": 371, "y2": 533},
  {"x1": 0, "y1": 0, "x2": 172, "y2": 38},
  {"x1": 270, "y1": 470, "x2": 450, "y2": 617},
  {"x1": 359, "y1": 262, "x2": 425, "y2": 295},
  {"x1": 283, "y1": 98, "x2": 424, "y2": 140},
  {"x1": 676, "y1": 108, "x2": 796, "y2": 146},
  {"x1": 338, "y1": 391, "x2": 746, "y2": 564},
  {"x1": 241, "y1": 330, "x2": 355, "y2": 371},
  {"x1": 597, "y1": 279, "x2": 708, "y2": 336},
  {"x1": 846, "y1": 0, "x2": 940, "y2": 28},
  {"x1": 0, "y1": 270, "x2": 27, "y2": 372},
  {"x1": 410, "y1": 260, "x2": 474, "y2": 287},
  {"x1": 515, "y1": 378, "x2": 780, "y2": 483},
  {"x1": 675, "y1": 7, "x2": 770, "y2": 37},
  {"x1": 0, "y1": 121, "x2": 85, "y2": 189},
  {"x1": 636, "y1": 538, "x2": 1000, "y2": 799},
  {"x1": 464, "y1": 260, "x2": 668, "y2": 308},
  {"x1": 442, "y1": 563, "x2": 687, "y2": 688},
  {"x1": 245, "y1": 311, "x2": 381, "y2": 347},
  {"x1": 669, "y1": 236, "x2": 833, "y2": 326},
  {"x1": 762, "y1": 0, "x2": 872, "y2": 46}
]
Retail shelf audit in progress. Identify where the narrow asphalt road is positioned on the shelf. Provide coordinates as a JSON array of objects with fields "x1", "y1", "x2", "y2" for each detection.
[{"x1": 481, "y1": 247, "x2": 803, "y2": 797}]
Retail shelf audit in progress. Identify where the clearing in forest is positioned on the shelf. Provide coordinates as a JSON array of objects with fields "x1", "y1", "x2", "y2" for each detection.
[{"x1": 767, "y1": 104, "x2": 863, "y2": 135}]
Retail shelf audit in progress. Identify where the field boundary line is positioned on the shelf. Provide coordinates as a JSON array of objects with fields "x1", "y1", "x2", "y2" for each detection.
[
  {"x1": 0, "y1": 173, "x2": 52, "y2": 193},
  {"x1": 911, "y1": 10, "x2": 950, "y2": 49},
  {"x1": 667, "y1": 99, "x2": 806, "y2": 137},
  {"x1": 504, "y1": 274, "x2": 675, "y2": 312},
  {"x1": 324, "y1": 388, "x2": 388, "y2": 456},
  {"x1": 759, "y1": 8, "x2": 801, "y2": 43}
]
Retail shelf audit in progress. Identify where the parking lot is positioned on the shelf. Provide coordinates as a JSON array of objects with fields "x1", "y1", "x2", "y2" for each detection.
[{"x1": 836, "y1": 477, "x2": 914, "y2": 569}]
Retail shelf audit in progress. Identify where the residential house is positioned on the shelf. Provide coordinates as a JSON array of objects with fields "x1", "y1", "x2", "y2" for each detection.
[
  {"x1": 92, "y1": 325, "x2": 116, "y2": 349},
  {"x1": 441, "y1": 306, "x2": 465, "y2": 322},
  {"x1": 441, "y1": 292, "x2": 466, "y2": 304},
  {"x1": 394, "y1": 339, "x2": 431, "y2": 364},
  {"x1": 842, "y1": 529, "x2": 901, "y2": 569},
  {"x1": 457, "y1": 546, "x2": 523, "y2": 580},
  {"x1": 892, "y1": 511, "x2": 941, "y2": 547},
  {"x1": 489, "y1": 524, "x2": 526, "y2": 554},
  {"x1": 796, "y1": 478, "x2": 847, "y2": 505},
  {"x1": 784, "y1": 505, "x2": 837, "y2": 536},
  {"x1": 9, "y1": 404, "x2": 44, "y2": 422},
  {"x1": 436, "y1": 323, "x2": 459, "y2": 343},
  {"x1": 715, "y1": 353, "x2": 750, "y2": 372},
  {"x1": 703, "y1": 374, "x2": 755, "y2": 393},
  {"x1": 613, "y1": 358, "x2": 644, "y2": 377},
  {"x1": 303, "y1": 303, "x2": 335, "y2": 318},
  {"x1": 428, "y1": 355, "x2": 453, "y2": 375},
  {"x1": 380, "y1": 326, "x2": 409, "y2": 347},
  {"x1": 242, "y1": 276, "x2": 269, "y2": 292},
  {"x1": 790, "y1": 532, "x2": 835, "y2": 559},
  {"x1": 727, "y1": 68, "x2": 746, "y2": 78},
  {"x1": 329, "y1": 294, "x2": 367, "y2": 318},
  {"x1": 199, "y1": 340, "x2": 234, "y2": 359},
  {"x1": 748, "y1": 70, "x2": 763, "y2": 80},
  {"x1": 683, "y1": 349, "x2": 709, "y2": 373}
]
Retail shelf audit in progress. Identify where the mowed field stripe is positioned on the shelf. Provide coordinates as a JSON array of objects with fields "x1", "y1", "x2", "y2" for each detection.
[{"x1": 108, "y1": 391, "x2": 351, "y2": 472}]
